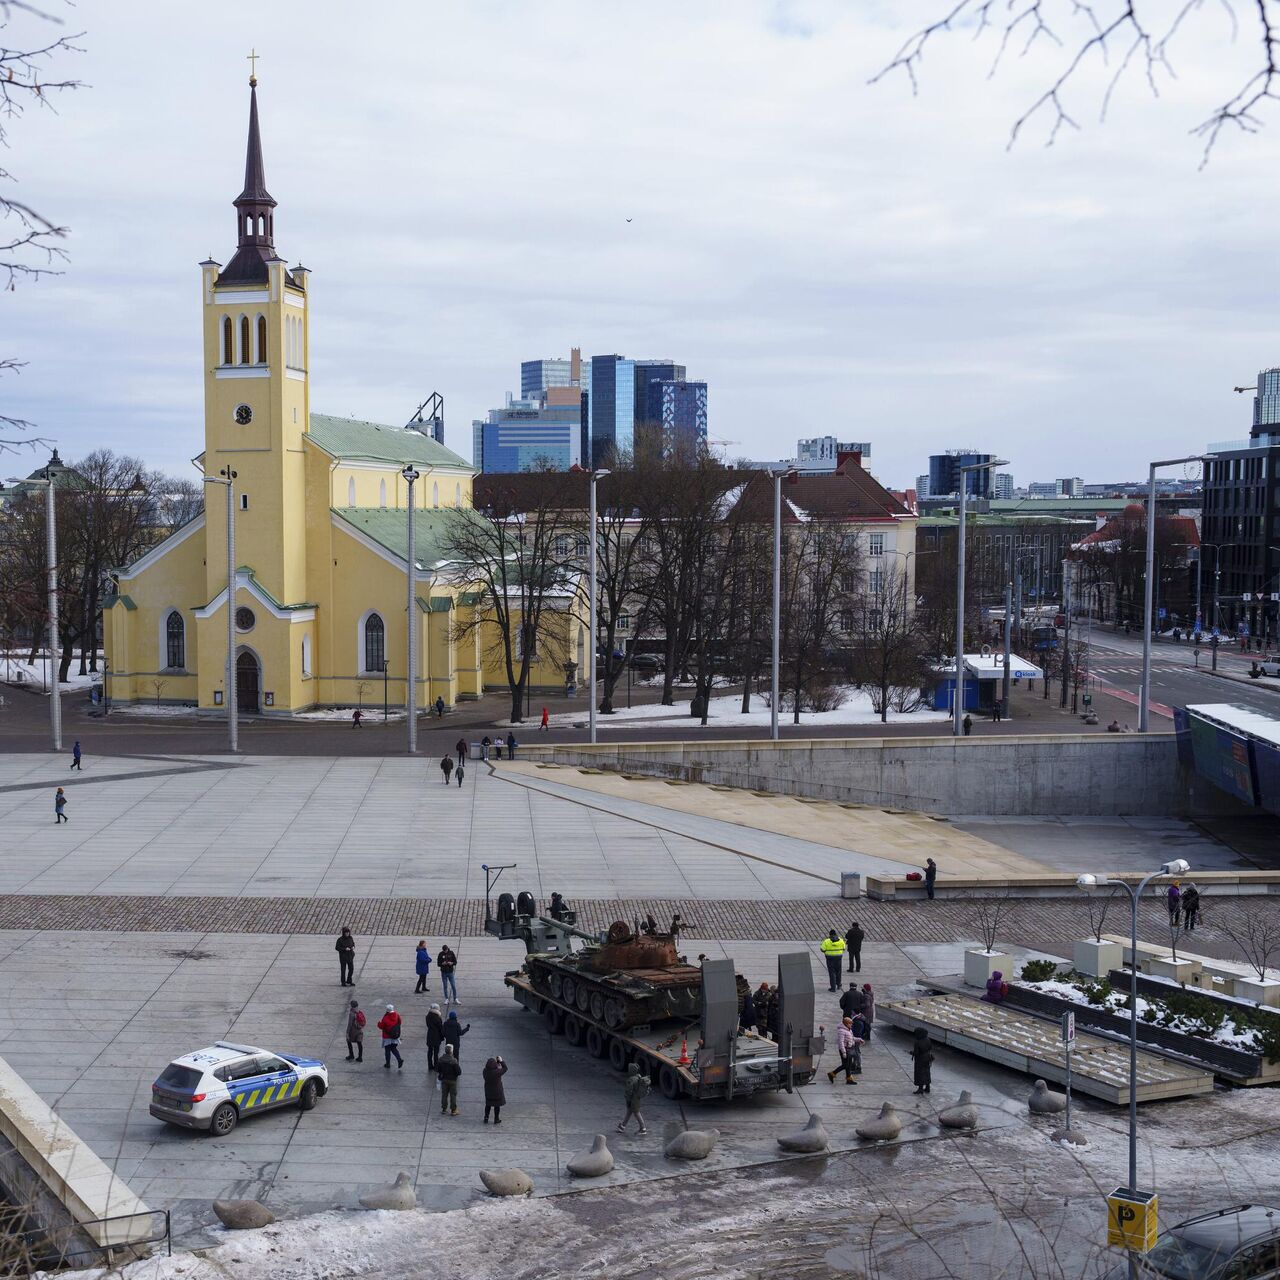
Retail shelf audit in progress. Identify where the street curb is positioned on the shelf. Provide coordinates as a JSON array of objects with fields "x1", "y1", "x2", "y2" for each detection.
[{"x1": 1202, "y1": 668, "x2": 1280, "y2": 695}]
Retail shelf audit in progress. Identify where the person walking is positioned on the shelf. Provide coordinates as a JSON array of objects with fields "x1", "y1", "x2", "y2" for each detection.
[
  {"x1": 435, "y1": 695, "x2": 445, "y2": 719},
  {"x1": 70, "y1": 740, "x2": 82, "y2": 770},
  {"x1": 377, "y1": 1004, "x2": 404, "y2": 1069},
  {"x1": 962, "y1": 713, "x2": 972, "y2": 736},
  {"x1": 54, "y1": 787, "x2": 67, "y2": 823},
  {"x1": 844, "y1": 921, "x2": 864, "y2": 974},
  {"x1": 839, "y1": 980, "x2": 865, "y2": 1019},
  {"x1": 1183, "y1": 883, "x2": 1201, "y2": 932},
  {"x1": 481, "y1": 735, "x2": 491, "y2": 761},
  {"x1": 414, "y1": 940, "x2": 433, "y2": 994},
  {"x1": 820, "y1": 930, "x2": 847, "y2": 992},
  {"x1": 506, "y1": 731, "x2": 517, "y2": 760},
  {"x1": 443, "y1": 1009, "x2": 470, "y2": 1060},
  {"x1": 616, "y1": 1062, "x2": 649, "y2": 1134},
  {"x1": 345, "y1": 1000, "x2": 365, "y2": 1063},
  {"x1": 539, "y1": 706, "x2": 549, "y2": 732},
  {"x1": 455, "y1": 760, "x2": 465, "y2": 788},
  {"x1": 924, "y1": 858, "x2": 938, "y2": 901},
  {"x1": 482, "y1": 1055, "x2": 508, "y2": 1124},
  {"x1": 436, "y1": 1045, "x2": 461, "y2": 1116},
  {"x1": 861, "y1": 983, "x2": 876, "y2": 1041},
  {"x1": 753, "y1": 983, "x2": 772, "y2": 1036},
  {"x1": 739, "y1": 985, "x2": 756, "y2": 1032},
  {"x1": 827, "y1": 1016, "x2": 861, "y2": 1085},
  {"x1": 439, "y1": 754, "x2": 454, "y2": 785},
  {"x1": 991, "y1": 701, "x2": 1002, "y2": 724},
  {"x1": 437, "y1": 944, "x2": 459, "y2": 1004},
  {"x1": 455, "y1": 737, "x2": 467, "y2": 769},
  {"x1": 910, "y1": 1026, "x2": 934, "y2": 1095},
  {"x1": 1167, "y1": 881, "x2": 1182, "y2": 927},
  {"x1": 335, "y1": 927, "x2": 355, "y2": 986},
  {"x1": 425, "y1": 1003, "x2": 444, "y2": 1070},
  {"x1": 352, "y1": 707, "x2": 363, "y2": 728}
]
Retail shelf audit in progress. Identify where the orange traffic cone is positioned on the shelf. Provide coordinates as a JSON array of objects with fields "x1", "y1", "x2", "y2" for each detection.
[{"x1": 677, "y1": 1037, "x2": 691, "y2": 1066}]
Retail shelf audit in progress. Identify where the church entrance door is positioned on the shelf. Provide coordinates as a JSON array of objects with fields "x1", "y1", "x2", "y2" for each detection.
[{"x1": 236, "y1": 651, "x2": 260, "y2": 715}]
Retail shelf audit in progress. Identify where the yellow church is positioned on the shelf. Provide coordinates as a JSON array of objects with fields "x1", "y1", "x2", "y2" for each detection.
[{"x1": 104, "y1": 76, "x2": 496, "y2": 716}]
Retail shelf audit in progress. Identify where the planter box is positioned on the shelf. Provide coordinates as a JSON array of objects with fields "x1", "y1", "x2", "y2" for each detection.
[
  {"x1": 1146, "y1": 957, "x2": 1199, "y2": 984},
  {"x1": 1073, "y1": 939, "x2": 1123, "y2": 978},
  {"x1": 840, "y1": 872, "x2": 862, "y2": 900},
  {"x1": 1233, "y1": 978, "x2": 1280, "y2": 1008},
  {"x1": 964, "y1": 949, "x2": 1008, "y2": 988}
]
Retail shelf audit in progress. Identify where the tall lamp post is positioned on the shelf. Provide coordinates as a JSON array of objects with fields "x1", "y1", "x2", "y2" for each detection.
[
  {"x1": 1077, "y1": 858, "x2": 1190, "y2": 1279},
  {"x1": 770, "y1": 467, "x2": 796, "y2": 742},
  {"x1": 203, "y1": 468, "x2": 238, "y2": 753},
  {"x1": 402, "y1": 465, "x2": 419, "y2": 755},
  {"x1": 1139, "y1": 455, "x2": 1201, "y2": 731},
  {"x1": 588, "y1": 468, "x2": 610, "y2": 745},
  {"x1": 26, "y1": 461, "x2": 63, "y2": 752},
  {"x1": 953, "y1": 459, "x2": 1008, "y2": 736}
]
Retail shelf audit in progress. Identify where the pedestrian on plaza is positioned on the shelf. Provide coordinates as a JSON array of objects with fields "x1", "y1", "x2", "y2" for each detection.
[
  {"x1": 439, "y1": 754, "x2": 454, "y2": 785},
  {"x1": 425, "y1": 1003, "x2": 444, "y2": 1070},
  {"x1": 991, "y1": 701, "x2": 1002, "y2": 724},
  {"x1": 455, "y1": 737, "x2": 468, "y2": 768},
  {"x1": 820, "y1": 930, "x2": 847, "y2": 991},
  {"x1": 345, "y1": 1000, "x2": 365, "y2": 1063},
  {"x1": 861, "y1": 983, "x2": 876, "y2": 1040},
  {"x1": 71, "y1": 740, "x2": 82, "y2": 770},
  {"x1": 839, "y1": 980, "x2": 865, "y2": 1019},
  {"x1": 482, "y1": 1055, "x2": 508, "y2": 1124},
  {"x1": 983, "y1": 970, "x2": 1008, "y2": 1004},
  {"x1": 540, "y1": 706, "x2": 549, "y2": 732},
  {"x1": 414, "y1": 940, "x2": 433, "y2": 994},
  {"x1": 845, "y1": 920, "x2": 864, "y2": 974},
  {"x1": 828, "y1": 1016, "x2": 862, "y2": 1085},
  {"x1": 1167, "y1": 881, "x2": 1182, "y2": 927},
  {"x1": 739, "y1": 985, "x2": 757, "y2": 1032},
  {"x1": 962, "y1": 713, "x2": 972, "y2": 736},
  {"x1": 378, "y1": 1004, "x2": 404, "y2": 1070},
  {"x1": 437, "y1": 944, "x2": 459, "y2": 1004},
  {"x1": 1183, "y1": 883, "x2": 1201, "y2": 932},
  {"x1": 754, "y1": 982, "x2": 772, "y2": 1036},
  {"x1": 335, "y1": 926, "x2": 355, "y2": 986},
  {"x1": 54, "y1": 787, "x2": 67, "y2": 824},
  {"x1": 443, "y1": 1009, "x2": 470, "y2": 1060},
  {"x1": 435, "y1": 696, "x2": 445, "y2": 719},
  {"x1": 481, "y1": 735, "x2": 491, "y2": 761},
  {"x1": 910, "y1": 1027, "x2": 934, "y2": 1095},
  {"x1": 436, "y1": 1045, "x2": 461, "y2": 1116},
  {"x1": 924, "y1": 858, "x2": 937, "y2": 901},
  {"x1": 352, "y1": 707, "x2": 363, "y2": 728},
  {"x1": 456, "y1": 761, "x2": 465, "y2": 787},
  {"x1": 506, "y1": 731, "x2": 518, "y2": 760},
  {"x1": 616, "y1": 1062, "x2": 649, "y2": 1134}
]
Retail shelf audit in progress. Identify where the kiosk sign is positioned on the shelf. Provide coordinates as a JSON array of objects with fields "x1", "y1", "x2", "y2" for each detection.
[{"x1": 1107, "y1": 1188, "x2": 1157, "y2": 1253}]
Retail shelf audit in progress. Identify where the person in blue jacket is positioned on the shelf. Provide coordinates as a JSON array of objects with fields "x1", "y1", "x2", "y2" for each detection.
[{"x1": 414, "y1": 940, "x2": 433, "y2": 994}]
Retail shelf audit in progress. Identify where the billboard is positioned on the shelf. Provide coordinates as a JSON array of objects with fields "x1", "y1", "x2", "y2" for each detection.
[{"x1": 1188, "y1": 714, "x2": 1258, "y2": 806}]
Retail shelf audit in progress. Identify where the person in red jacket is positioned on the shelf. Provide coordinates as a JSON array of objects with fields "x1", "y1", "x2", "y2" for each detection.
[
  {"x1": 377, "y1": 1004, "x2": 404, "y2": 1069},
  {"x1": 540, "y1": 706, "x2": 549, "y2": 732}
]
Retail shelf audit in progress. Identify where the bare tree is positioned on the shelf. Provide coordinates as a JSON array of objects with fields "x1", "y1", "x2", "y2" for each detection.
[
  {"x1": 151, "y1": 676, "x2": 167, "y2": 708},
  {"x1": 849, "y1": 560, "x2": 930, "y2": 723},
  {"x1": 873, "y1": 1, "x2": 1280, "y2": 162},
  {"x1": 1219, "y1": 903, "x2": 1280, "y2": 984},
  {"x1": 153, "y1": 475, "x2": 203, "y2": 532},
  {"x1": 964, "y1": 889, "x2": 1018, "y2": 953},
  {"x1": 1, "y1": 2, "x2": 84, "y2": 449},
  {"x1": 1082, "y1": 884, "x2": 1119, "y2": 944}
]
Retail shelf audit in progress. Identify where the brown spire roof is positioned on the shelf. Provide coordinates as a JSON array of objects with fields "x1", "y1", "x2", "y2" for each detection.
[{"x1": 217, "y1": 78, "x2": 282, "y2": 288}]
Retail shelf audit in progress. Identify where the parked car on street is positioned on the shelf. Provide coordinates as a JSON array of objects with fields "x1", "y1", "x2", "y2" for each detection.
[{"x1": 1102, "y1": 1204, "x2": 1280, "y2": 1279}]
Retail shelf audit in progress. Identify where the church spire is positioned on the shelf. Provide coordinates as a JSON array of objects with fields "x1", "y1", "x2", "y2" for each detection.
[{"x1": 219, "y1": 69, "x2": 280, "y2": 286}]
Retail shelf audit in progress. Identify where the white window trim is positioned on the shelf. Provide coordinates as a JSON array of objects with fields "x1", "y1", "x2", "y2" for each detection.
[
  {"x1": 347, "y1": 476, "x2": 357, "y2": 506},
  {"x1": 158, "y1": 607, "x2": 187, "y2": 673},
  {"x1": 301, "y1": 632, "x2": 312, "y2": 678},
  {"x1": 357, "y1": 608, "x2": 387, "y2": 676}
]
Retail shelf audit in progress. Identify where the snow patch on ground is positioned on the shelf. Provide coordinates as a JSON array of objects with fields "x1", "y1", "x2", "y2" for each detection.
[
  {"x1": 0, "y1": 653, "x2": 100, "y2": 691},
  {"x1": 295, "y1": 707, "x2": 407, "y2": 722}
]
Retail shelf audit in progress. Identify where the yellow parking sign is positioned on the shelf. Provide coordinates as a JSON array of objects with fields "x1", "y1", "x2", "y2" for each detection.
[{"x1": 1108, "y1": 1188, "x2": 1158, "y2": 1253}]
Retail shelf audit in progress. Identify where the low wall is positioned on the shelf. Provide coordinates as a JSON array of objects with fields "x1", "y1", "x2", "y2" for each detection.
[{"x1": 522, "y1": 733, "x2": 1236, "y2": 817}]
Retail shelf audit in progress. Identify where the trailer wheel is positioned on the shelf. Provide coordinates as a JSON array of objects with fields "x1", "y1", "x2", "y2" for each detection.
[
  {"x1": 586, "y1": 1026, "x2": 608, "y2": 1059},
  {"x1": 608, "y1": 1038, "x2": 630, "y2": 1072},
  {"x1": 564, "y1": 1013, "x2": 586, "y2": 1046},
  {"x1": 658, "y1": 1063, "x2": 682, "y2": 1100},
  {"x1": 543, "y1": 1004, "x2": 564, "y2": 1035}
]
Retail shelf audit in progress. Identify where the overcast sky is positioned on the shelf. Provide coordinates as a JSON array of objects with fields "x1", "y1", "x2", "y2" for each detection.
[{"x1": 5, "y1": 0, "x2": 1278, "y2": 489}]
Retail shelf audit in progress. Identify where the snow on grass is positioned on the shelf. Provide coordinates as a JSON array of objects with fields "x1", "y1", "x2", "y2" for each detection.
[
  {"x1": 525, "y1": 688, "x2": 947, "y2": 731},
  {"x1": 0, "y1": 652, "x2": 101, "y2": 691},
  {"x1": 295, "y1": 707, "x2": 407, "y2": 722},
  {"x1": 112, "y1": 704, "x2": 198, "y2": 718}
]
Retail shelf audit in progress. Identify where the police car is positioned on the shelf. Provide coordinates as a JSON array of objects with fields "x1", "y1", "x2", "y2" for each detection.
[{"x1": 150, "y1": 1042, "x2": 328, "y2": 1137}]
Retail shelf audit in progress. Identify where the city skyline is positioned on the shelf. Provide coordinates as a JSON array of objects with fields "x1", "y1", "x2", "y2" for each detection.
[{"x1": 6, "y1": 2, "x2": 1280, "y2": 489}]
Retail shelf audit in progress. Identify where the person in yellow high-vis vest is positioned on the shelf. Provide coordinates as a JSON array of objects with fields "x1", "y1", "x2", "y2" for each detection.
[{"x1": 819, "y1": 930, "x2": 847, "y2": 991}]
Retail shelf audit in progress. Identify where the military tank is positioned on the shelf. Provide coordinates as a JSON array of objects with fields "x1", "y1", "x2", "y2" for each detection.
[{"x1": 491, "y1": 893, "x2": 747, "y2": 1031}]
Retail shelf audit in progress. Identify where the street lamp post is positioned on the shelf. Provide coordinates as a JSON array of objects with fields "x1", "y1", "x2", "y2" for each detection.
[
  {"x1": 1140, "y1": 456, "x2": 1202, "y2": 731},
  {"x1": 382, "y1": 658, "x2": 389, "y2": 722},
  {"x1": 953, "y1": 459, "x2": 1008, "y2": 736},
  {"x1": 402, "y1": 465, "x2": 419, "y2": 755},
  {"x1": 202, "y1": 469, "x2": 238, "y2": 753},
  {"x1": 1077, "y1": 858, "x2": 1190, "y2": 1280},
  {"x1": 41, "y1": 465, "x2": 61, "y2": 752},
  {"x1": 588, "y1": 468, "x2": 610, "y2": 745},
  {"x1": 770, "y1": 468, "x2": 796, "y2": 742}
]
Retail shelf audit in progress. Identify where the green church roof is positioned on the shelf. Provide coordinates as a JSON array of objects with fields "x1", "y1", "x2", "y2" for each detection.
[
  {"x1": 308, "y1": 414, "x2": 472, "y2": 470},
  {"x1": 333, "y1": 506, "x2": 483, "y2": 569}
]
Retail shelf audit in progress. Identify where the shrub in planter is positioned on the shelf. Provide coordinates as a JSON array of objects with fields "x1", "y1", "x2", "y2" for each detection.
[{"x1": 1020, "y1": 959, "x2": 1059, "y2": 983}]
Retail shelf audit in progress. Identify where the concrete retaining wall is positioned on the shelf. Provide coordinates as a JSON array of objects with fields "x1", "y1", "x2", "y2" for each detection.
[{"x1": 522, "y1": 733, "x2": 1235, "y2": 817}]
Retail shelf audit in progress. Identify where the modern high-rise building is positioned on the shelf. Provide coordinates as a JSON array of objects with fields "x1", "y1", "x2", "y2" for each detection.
[
  {"x1": 915, "y1": 473, "x2": 931, "y2": 499},
  {"x1": 1255, "y1": 367, "x2": 1280, "y2": 429},
  {"x1": 521, "y1": 348, "x2": 584, "y2": 398},
  {"x1": 656, "y1": 380, "x2": 708, "y2": 447},
  {"x1": 928, "y1": 451, "x2": 995, "y2": 499},
  {"x1": 634, "y1": 360, "x2": 686, "y2": 425},
  {"x1": 588, "y1": 353, "x2": 635, "y2": 464},
  {"x1": 798, "y1": 437, "x2": 871, "y2": 464},
  {"x1": 473, "y1": 385, "x2": 583, "y2": 473},
  {"x1": 1057, "y1": 477, "x2": 1083, "y2": 498},
  {"x1": 992, "y1": 472, "x2": 1014, "y2": 500}
]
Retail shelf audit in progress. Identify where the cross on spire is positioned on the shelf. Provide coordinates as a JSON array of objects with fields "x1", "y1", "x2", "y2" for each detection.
[{"x1": 247, "y1": 48, "x2": 260, "y2": 86}]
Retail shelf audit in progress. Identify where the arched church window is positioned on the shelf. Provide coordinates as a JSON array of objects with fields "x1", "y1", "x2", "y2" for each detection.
[
  {"x1": 455, "y1": 483, "x2": 461, "y2": 507},
  {"x1": 222, "y1": 316, "x2": 234, "y2": 365},
  {"x1": 240, "y1": 316, "x2": 251, "y2": 365},
  {"x1": 347, "y1": 477, "x2": 356, "y2": 506},
  {"x1": 379, "y1": 479, "x2": 387, "y2": 508},
  {"x1": 165, "y1": 611, "x2": 185, "y2": 669},
  {"x1": 257, "y1": 315, "x2": 268, "y2": 364},
  {"x1": 432, "y1": 482, "x2": 439, "y2": 508},
  {"x1": 364, "y1": 613, "x2": 385, "y2": 673}
]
